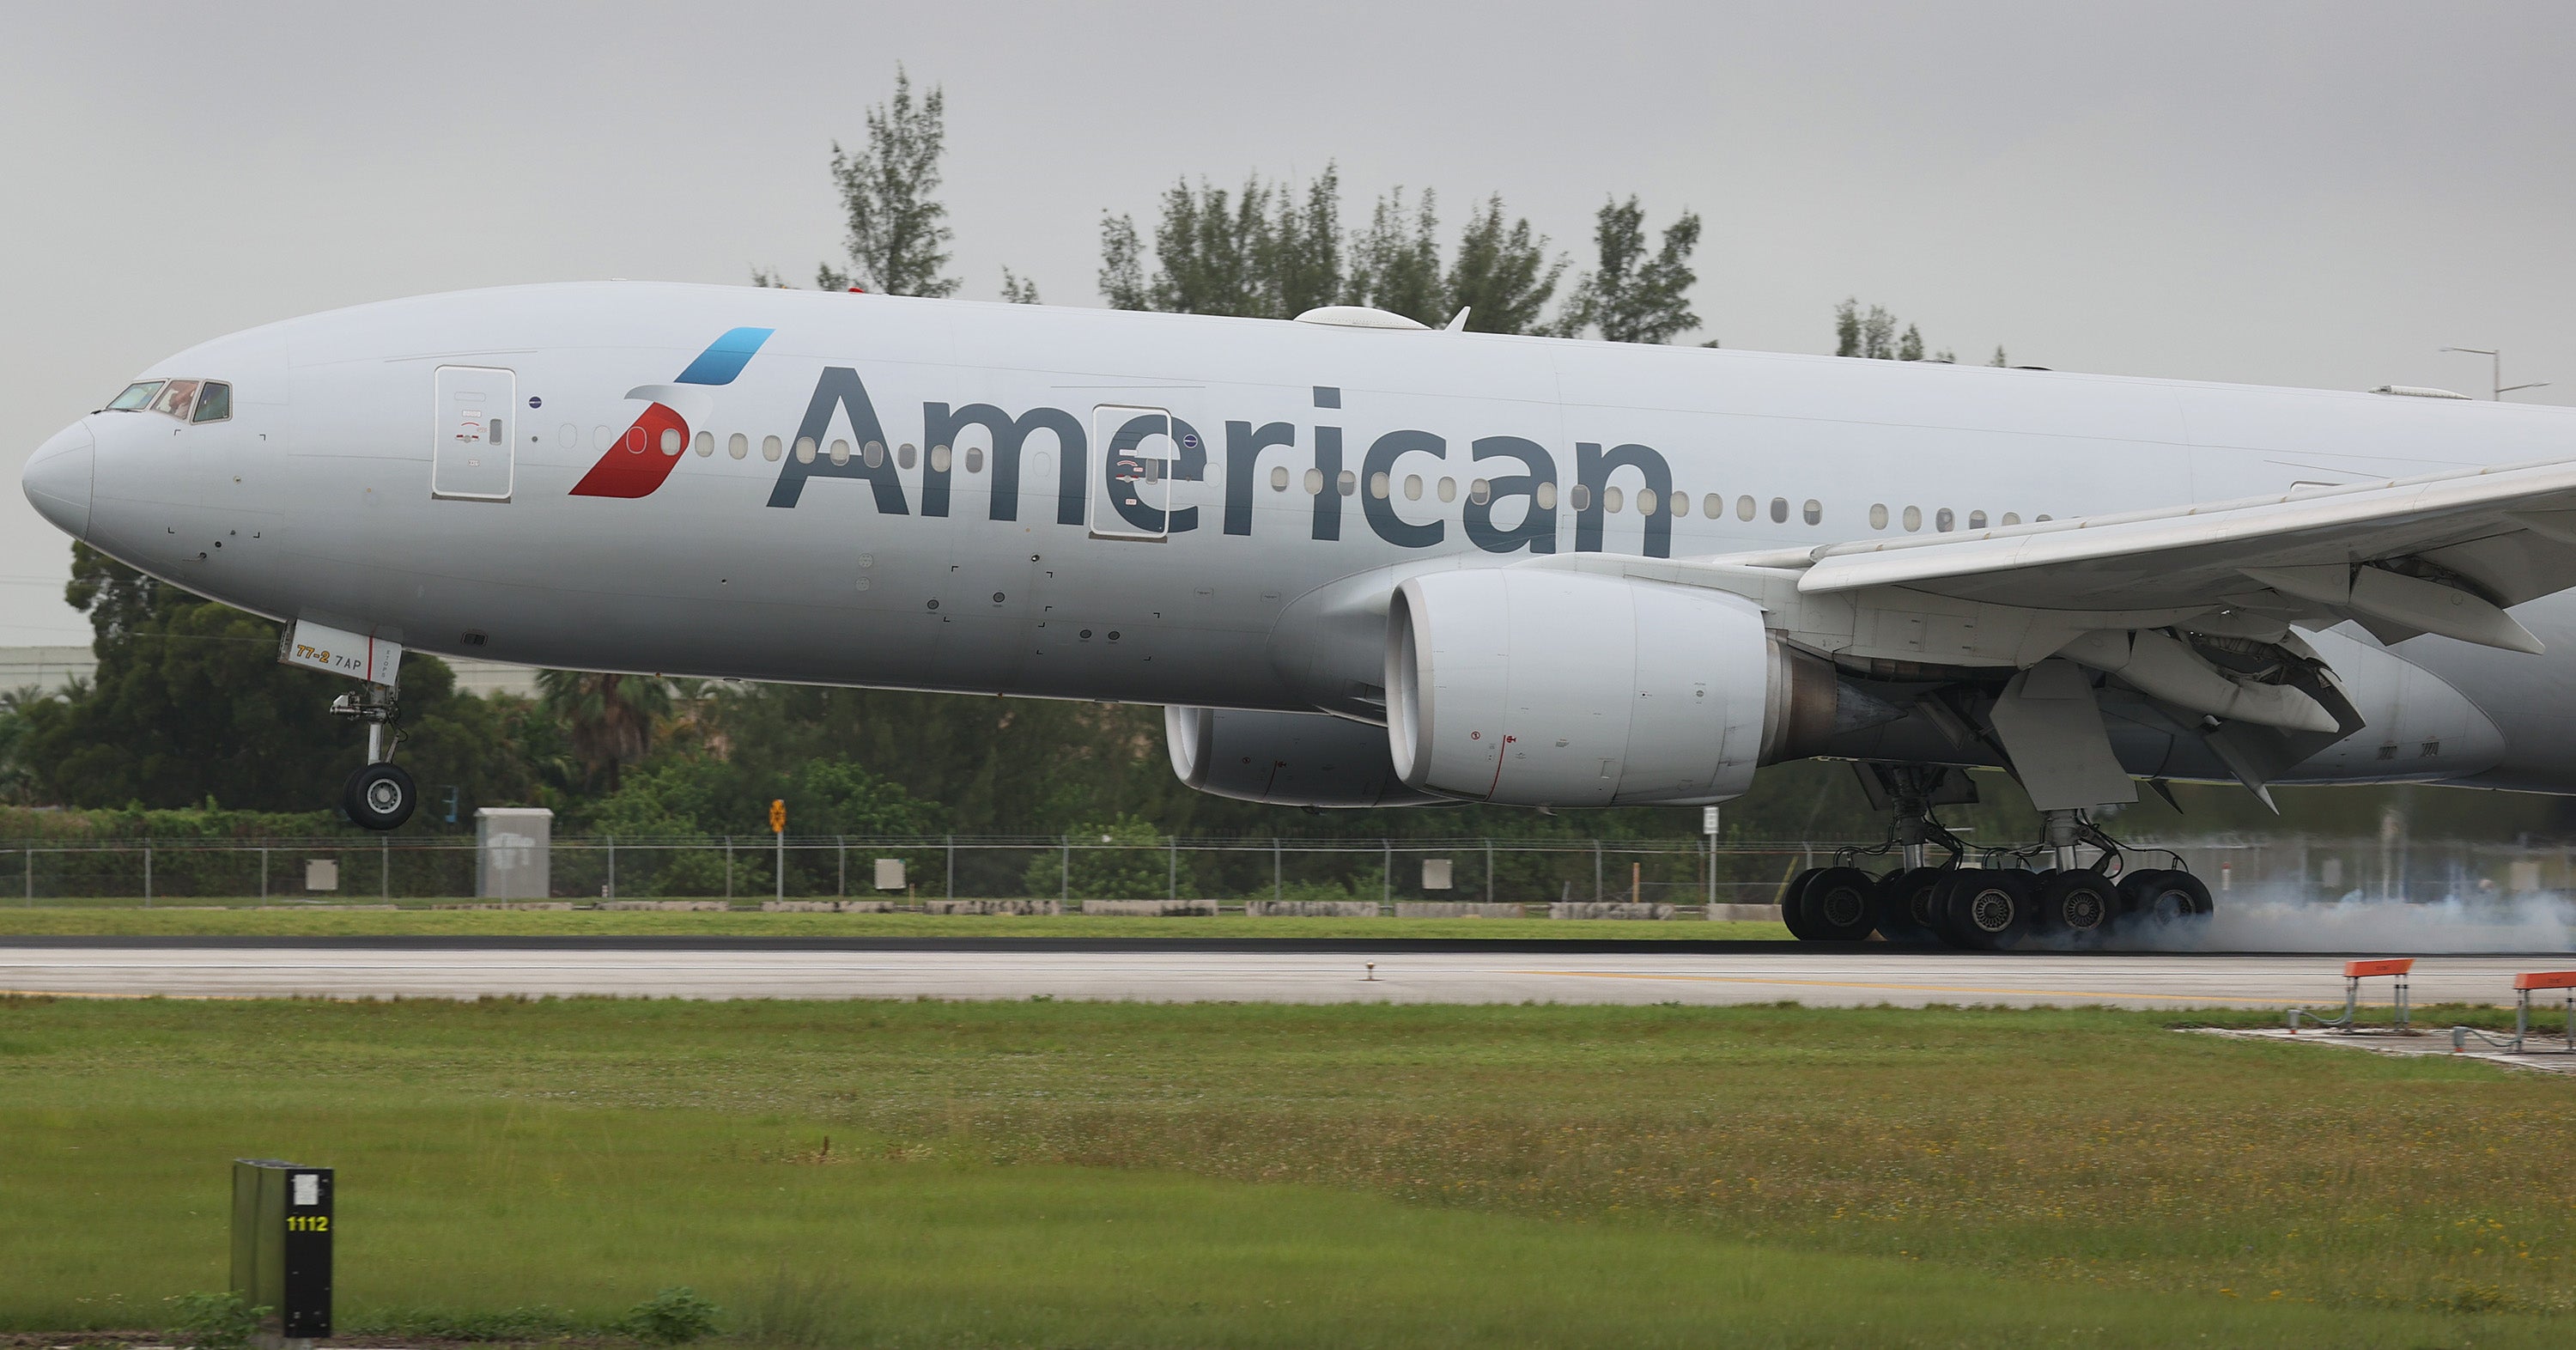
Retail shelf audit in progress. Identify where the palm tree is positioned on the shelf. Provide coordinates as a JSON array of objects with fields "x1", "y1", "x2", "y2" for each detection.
[{"x1": 535, "y1": 669, "x2": 671, "y2": 793}]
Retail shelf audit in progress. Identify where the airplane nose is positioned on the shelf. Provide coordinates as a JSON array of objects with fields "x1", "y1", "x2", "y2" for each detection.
[{"x1": 22, "y1": 420, "x2": 94, "y2": 539}]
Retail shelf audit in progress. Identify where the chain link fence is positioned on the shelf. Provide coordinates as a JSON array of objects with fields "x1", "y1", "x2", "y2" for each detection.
[{"x1": 1, "y1": 830, "x2": 2567, "y2": 911}]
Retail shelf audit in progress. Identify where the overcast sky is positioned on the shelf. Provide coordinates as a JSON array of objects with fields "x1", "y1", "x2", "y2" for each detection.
[{"x1": 5, "y1": 1, "x2": 2573, "y2": 644}]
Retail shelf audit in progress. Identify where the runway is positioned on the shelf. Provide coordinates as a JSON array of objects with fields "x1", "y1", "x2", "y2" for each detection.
[{"x1": 4, "y1": 940, "x2": 2567, "y2": 1007}]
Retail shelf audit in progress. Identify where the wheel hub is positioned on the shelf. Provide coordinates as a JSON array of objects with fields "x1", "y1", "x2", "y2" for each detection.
[
  {"x1": 2062, "y1": 888, "x2": 2107, "y2": 930},
  {"x1": 365, "y1": 779, "x2": 404, "y2": 812},
  {"x1": 1820, "y1": 885, "x2": 1867, "y2": 928},
  {"x1": 1967, "y1": 887, "x2": 2014, "y2": 933}
]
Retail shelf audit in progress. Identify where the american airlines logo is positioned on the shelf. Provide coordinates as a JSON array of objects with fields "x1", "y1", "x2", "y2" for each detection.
[
  {"x1": 574, "y1": 325, "x2": 1680, "y2": 559},
  {"x1": 568, "y1": 326, "x2": 775, "y2": 498}
]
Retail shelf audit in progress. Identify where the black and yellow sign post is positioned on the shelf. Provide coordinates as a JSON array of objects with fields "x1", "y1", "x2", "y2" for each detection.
[
  {"x1": 769, "y1": 799, "x2": 786, "y2": 902},
  {"x1": 232, "y1": 1158, "x2": 331, "y2": 1341}
]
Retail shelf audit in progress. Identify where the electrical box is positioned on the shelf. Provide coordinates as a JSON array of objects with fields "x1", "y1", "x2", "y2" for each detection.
[
  {"x1": 477, "y1": 806, "x2": 554, "y2": 899},
  {"x1": 303, "y1": 860, "x2": 338, "y2": 891},
  {"x1": 1421, "y1": 859, "x2": 1453, "y2": 891},
  {"x1": 873, "y1": 858, "x2": 906, "y2": 891},
  {"x1": 232, "y1": 1159, "x2": 332, "y2": 1339}
]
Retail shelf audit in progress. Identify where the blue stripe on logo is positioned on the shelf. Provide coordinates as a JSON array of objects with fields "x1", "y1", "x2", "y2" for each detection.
[{"x1": 673, "y1": 327, "x2": 775, "y2": 386}]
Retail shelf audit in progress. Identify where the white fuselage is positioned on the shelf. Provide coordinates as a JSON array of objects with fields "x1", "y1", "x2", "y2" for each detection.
[{"x1": 24, "y1": 282, "x2": 2576, "y2": 794}]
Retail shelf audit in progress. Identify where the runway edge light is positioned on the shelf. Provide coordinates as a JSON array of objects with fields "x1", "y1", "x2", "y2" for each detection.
[{"x1": 232, "y1": 1158, "x2": 332, "y2": 1342}]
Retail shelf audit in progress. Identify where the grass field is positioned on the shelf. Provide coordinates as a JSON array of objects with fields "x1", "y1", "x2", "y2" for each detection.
[
  {"x1": 0, "y1": 905, "x2": 1790, "y2": 940},
  {"x1": 5, "y1": 997, "x2": 2572, "y2": 1346}
]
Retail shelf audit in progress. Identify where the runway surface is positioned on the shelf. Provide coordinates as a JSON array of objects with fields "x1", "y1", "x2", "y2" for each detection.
[{"x1": 5, "y1": 940, "x2": 2568, "y2": 1007}]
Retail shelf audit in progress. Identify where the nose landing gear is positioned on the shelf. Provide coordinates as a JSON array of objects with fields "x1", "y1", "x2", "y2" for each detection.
[{"x1": 331, "y1": 684, "x2": 415, "y2": 831}]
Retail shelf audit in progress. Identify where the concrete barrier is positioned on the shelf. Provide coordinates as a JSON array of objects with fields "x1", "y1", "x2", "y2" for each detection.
[
  {"x1": 1706, "y1": 903, "x2": 1784, "y2": 922},
  {"x1": 1548, "y1": 902, "x2": 1674, "y2": 921},
  {"x1": 758, "y1": 900, "x2": 901, "y2": 913},
  {"x1": 598, "y1": 900, "x2": 729, "y2": 911},
  {"x1": 1079, "y1": 899, "x2": 1222, "y2": 916},
  {"x1": 432, "y1": 902, "x2": 574, "y2": 910},
  {"x1": 259, "y1": 903, "x2": 403, "y2": 911},
  {"x1": 1245, "y1": 900, "x2": 1382, "y2": 918},
  {"x1": 1394, "y1": 902, "x2": 1527, "y2": 919},
  {"x1": 925, "y1": 899, "x2": 1062, "y2": 915}
]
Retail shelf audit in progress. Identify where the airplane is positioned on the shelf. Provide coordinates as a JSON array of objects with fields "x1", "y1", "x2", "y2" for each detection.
[{"x1": 21, "y1": 281, "x2": 2576, "y2": 946}]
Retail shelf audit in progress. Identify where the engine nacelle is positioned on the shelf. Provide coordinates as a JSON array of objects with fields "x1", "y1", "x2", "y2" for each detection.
[
  {"x1": 1164, "y1": 705, "x2": 1445, "y2": 807},
  {"x1": 1387, "y1": 569, "x2": 1834, "y2": 806}
]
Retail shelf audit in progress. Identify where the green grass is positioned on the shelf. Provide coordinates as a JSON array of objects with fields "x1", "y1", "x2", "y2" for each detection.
[
  {"x1": 0, "y1": 905, "x2": 1790, "y2": 940},
  {"x1": 3, "y1": 997, "x2": 2569, "y2": 1347}
]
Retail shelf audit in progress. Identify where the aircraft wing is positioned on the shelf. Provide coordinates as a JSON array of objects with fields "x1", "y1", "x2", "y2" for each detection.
[{"x1": 1788, "y1": 456, "x2": 2576, "y2": 652}]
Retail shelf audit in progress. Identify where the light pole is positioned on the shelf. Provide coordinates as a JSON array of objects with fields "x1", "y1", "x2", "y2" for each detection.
[{"x1": 2439, "y1": 346, "x2": 2551, "y2": 401}]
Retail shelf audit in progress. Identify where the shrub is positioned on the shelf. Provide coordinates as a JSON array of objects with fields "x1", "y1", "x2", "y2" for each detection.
[
  {"x1": 622, "y1": 1286, "x2": 722, "y2": 1346},
  {"x1": 165, "y1": 1292, "x2": 265, "y2": 1350}
]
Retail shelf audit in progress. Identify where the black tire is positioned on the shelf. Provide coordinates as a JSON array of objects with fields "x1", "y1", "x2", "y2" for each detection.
[
  {"x1": 1799, "y1": 866, "x2": 1879, "y2": 942},
  {"x1": 344, "y1": 762, "x2": 416, "y2": 831},
  {"x1": 2119, "y1": 869, "x2": 2214, "y2": 932},
  {"x1": 2035, "y1": 871, "x2": 2118, "y2": 940},
  {"x1": 1871, "y1": 867, "x2": 1947, "y2": 945},
  {"x1": 1941, "y1": 869, "x2": 2038, "y2": 949},
  {"x1": 1777, "y1": 867, "x2": 1827, "y2": 940}
]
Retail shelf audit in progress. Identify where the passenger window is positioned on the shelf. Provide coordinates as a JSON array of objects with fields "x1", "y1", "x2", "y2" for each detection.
[
  {"x1": 1437, "y1": 477, "x2": 1456, "y2": 502},
  {"x1": 106, "y1": 380, "x2": 165, "y2": 411},
  {"x1": 1672, "y1": 491, "x2": 1691, "y2": 518},
  {"x1": 965, "y1": 447, "x2": 985, "y2": 473},
  {"x1": 1338, "y1": 470, "x2": 1357, "y2": 496},
  {"x1": 794, "y1": 437, "x2": 817, "y2": 464},
  {"x1": 1271, "y1": 465, "x2": 1291, "y2": 492},
  {"x1": 1635, "y1": 488, "x2": 1657, "y2": 515},
  {"x1": 898, "y1": 444, "x2": 917, "y2": 470},
  {"x1": 2001, "y1": 512, "x2": 2020, "y2": 526},
  {"x1": 1536, "y1": 482, "x2": 1558, "y2": 510},
  {"x1": 191, "y1": 382, "x2": 232, "y2": 423},
  {"x1": 1736, "y1": 496, "x2": 1755, "y2": 521},
  {"x1": 1870, "y1": 503, "x2": 1889, "y2": 530},
  {"x1": 1770, "y1": 496, "x2": 1788, "y2": 523},
  {"x1": 1935, "y1": 508, "x2": 1955, "y2": 532},
  {"x1": 1967, "y1": 510, "x2": 1987, "y2": 530},
  {"x1": 1903, "y1": 506, "x2": 1922, "y2": 532},
  {"x1": 831, "y1": 440, "x2": 852, "y2": 466},
  {"x1": 728, "y1": 433, "x2": 750, "y2": 459},
  {"x1": 694, "y1": 431, "x2": 714, "y2": 457},
  {"x1": 2035, "y1": 514, "x2": 2053, "y2": 522},
  {"x1": 1571, "y1": 484, "x2": 1592, "y2": 511},
  {"x1": 1404, "y1": 474, "x2": 1423, "y2": 501},
  {"x1": 659, "y1": 427, "x2": 682, "y2": 455},
  {"x1": 1601, "y1": 485, "x2": 1623, "y2": 513},
  {"x1": 864, "y1": 441, "x2": 884, "y2": 468},
  {"x1": 761, "y1": 435, "x2": 781, "y2": 462},
  {"x1": 1704, "y1": 494, "x2": 1722, "y2": 519},
  {"x1": 1802, "y1": 499, "x2": 1821, "y2": 526},
  {"x1": 1370, "y1": 471, "x2": 1391, "y2": 499},
  {"x1": 930, "y1": 445, "x2": 952, "y2": 472},
  {"x1": 1305, "y1": 468, "x2": 1325, "y2": 495},
  {"x1": 1469, "y1": 478, "x2": 1491, "y2": 505}
]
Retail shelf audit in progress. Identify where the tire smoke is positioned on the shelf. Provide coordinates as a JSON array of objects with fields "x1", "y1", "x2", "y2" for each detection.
[{"x1": 2084, "y1": 885, "x2": 2576, "y2": 953}]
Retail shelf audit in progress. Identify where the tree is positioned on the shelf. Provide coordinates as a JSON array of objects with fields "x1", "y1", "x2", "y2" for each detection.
[
  {"x1": 535, "y1": 668, "x2": 670, "y2": 795},
  {"x1": 1990, "y1": 345, "x2": 2011, "y2": 367},
  {"x1": 1343, "y1": 187, "x2": 1446, "y2": 324},
  {"x1": 998, "y1": 268, "x2": 1040, "y2": 304},
  {"x1": 816, "y1": 67, "x2": 958, "y2": 297},
  {"x1": 1559, "y1": 198, "x2": 1702, "y2": 344},
  {"x1": 1836, "y1": 299, "x2": 1962, "y2": 363},
  {"x1": 1445, "y1": 195, "x2": 1569, "y2": 336}
]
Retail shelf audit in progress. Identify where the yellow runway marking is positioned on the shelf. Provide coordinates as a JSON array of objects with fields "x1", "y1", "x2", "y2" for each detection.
[{"x1": 1510, "y1": 970, "x2": 2388, "y2": 1006}]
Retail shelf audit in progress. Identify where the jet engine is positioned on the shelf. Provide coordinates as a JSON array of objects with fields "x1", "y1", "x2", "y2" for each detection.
[
  {"x1": 1387, "y1": 569, "x2": 1838, "y2": 806},
  {"x1": 1164, "y1": 705, "x2": 1445, "y2": 807}
]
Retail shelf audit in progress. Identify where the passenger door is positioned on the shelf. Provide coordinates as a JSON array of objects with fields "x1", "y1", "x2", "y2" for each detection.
[
  {"x1": 1091, "y1": 404, "x2": 1172, "y2": 540},
  {"x1": 432, "y1": 365, "x2": 517, "y2": 501}
]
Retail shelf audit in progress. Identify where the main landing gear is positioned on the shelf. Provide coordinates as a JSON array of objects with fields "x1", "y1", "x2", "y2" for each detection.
[
  {"x1": 1778, "y1": 769, "x2": 2214, "y2": 949},
  {"x1": 331, "y1": 684, "x2": 416, "y2": 831}
]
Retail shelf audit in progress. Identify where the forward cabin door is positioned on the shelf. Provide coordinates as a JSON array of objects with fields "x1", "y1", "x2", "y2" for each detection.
[
  {"x1": 1091, "y1": 404, "x2": 1172, "y2": 540},
  {"x1": 432, "y1": 365, "x2": 517, "y2": 501}
]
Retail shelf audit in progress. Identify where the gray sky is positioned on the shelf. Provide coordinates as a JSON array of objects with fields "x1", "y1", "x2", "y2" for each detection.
[{"x1": 6, "y1": 1, "x2": 2573, "y2": 644}]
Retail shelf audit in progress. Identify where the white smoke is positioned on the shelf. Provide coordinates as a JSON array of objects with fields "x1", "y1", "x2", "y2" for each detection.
[{"x1": 2091, "y1": 883, "x2": 2576, "y2": 953}]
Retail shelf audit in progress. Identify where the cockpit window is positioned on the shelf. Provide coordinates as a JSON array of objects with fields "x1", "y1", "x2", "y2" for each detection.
[
  {"x1": 106, "y1": 380, "x2": 165, "y2": 411},
  {"x1": 191, "y1": 382, "x2": 232, "y2": 423},
  {"x1": 148, "y1": 380, "x2": 203, "y2": 420}
]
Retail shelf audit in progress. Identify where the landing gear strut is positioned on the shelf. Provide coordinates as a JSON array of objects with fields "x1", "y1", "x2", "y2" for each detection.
[{"x1": 331, "y1": 684, "x2": 415, "y2": 831}]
